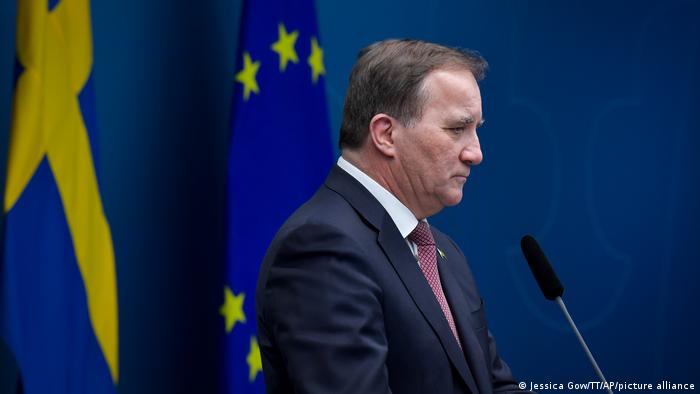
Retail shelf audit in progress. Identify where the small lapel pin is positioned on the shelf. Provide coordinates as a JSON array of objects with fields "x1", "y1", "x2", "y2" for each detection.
[{"x1": 437, "y1": 248, "x2": 446, "y2": 260}]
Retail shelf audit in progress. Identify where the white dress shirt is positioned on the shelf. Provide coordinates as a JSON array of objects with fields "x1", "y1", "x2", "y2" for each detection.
[{"x1": 337, "y1": 156, "x2": 427, "y2": 259}]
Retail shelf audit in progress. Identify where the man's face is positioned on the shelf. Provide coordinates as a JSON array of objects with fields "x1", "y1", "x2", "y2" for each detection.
[{"x1": 393, "y1": 68, "x2": 484, "y2": 218}]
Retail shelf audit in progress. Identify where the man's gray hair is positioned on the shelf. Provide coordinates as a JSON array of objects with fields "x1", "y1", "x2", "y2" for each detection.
[{"x1": 339, "y1": 39, "x2": 488, "y2": 149}]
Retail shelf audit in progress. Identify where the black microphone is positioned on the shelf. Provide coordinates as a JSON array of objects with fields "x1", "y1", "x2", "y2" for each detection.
[
  {"x1": 520, "y1": 235, "x2": 564, "y2": 300},
  {"x1": 520, "y1": 235, "x2": 613, "y2": 394}
]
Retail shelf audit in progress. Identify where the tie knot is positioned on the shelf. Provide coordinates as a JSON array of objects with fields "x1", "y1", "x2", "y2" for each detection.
[{"x1": 408, "y1": 222, "x2": 435, "y2": 246}]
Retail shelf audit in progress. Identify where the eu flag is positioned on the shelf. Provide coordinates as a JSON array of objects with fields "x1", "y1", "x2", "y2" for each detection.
[
  {"x1": 222, "y1": 0, "x2": 333, "y2": 392},
  {"x1": 0, "y1": 0, "x2": 118, "y2": 392}
]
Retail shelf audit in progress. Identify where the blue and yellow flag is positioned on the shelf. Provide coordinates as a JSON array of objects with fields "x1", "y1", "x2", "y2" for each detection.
[
  {"x1": 0, "y1": 0, "x2": 118, "y2": 392},
  {"x1": 222, "y1": 0, "x2": 333, "y2": 392}
]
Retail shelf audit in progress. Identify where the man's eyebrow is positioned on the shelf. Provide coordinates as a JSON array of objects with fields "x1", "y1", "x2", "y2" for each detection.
[
  {"x1": 454, "y1": 116, "x2": 485, "y2": 128},
  {"x1": 455, "y1": 116, "x2": 474, "y2": 125}
]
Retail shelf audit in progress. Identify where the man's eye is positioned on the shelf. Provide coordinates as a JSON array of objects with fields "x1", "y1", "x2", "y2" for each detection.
[{"x1": 447, "y1": 127, "x2": 465, "y2": 133}]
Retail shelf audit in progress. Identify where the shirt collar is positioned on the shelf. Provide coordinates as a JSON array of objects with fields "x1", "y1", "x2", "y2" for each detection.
[{"x1": 337, "y1": 156, "x2": 422, "y2": 238}]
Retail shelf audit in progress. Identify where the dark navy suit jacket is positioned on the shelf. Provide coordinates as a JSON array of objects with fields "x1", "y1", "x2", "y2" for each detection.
[{"x1": 256, "y1": 165, "x2": 531, "y2": 393}]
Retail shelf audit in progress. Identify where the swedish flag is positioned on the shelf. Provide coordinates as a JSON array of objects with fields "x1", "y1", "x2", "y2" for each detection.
[
  {"x1": 221, "y1": 0, "x2": 333, "y2": 392},
  {"x1": 0, "y1": 0, "x2": 118, "y2": 392}
]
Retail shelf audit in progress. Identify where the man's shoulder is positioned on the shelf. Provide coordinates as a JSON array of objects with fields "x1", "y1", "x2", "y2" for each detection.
[
  {"x1": 284, "y1": 184, "x2": 362, "y2": 230},
  {"x1": 257, "y1": 184, "x2": 379, "y2": 303},
  {"x1": 263, "y1": 184, "x2": 374, "y2": 259}
]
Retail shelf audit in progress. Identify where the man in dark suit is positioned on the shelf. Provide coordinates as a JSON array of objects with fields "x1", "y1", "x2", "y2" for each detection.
[{"x1": 256, "y1": 39, "x2": 532, "y2": 393}]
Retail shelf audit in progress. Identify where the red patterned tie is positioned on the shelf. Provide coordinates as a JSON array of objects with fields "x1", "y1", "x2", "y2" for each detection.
[{"x1": 408, "y1": 222, "x2": 462, "y2": 349}]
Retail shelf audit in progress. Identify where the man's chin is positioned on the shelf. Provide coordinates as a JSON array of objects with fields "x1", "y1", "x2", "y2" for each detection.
[{"x1": 441, "y1": 192, "x2": 464, "y2": 207}]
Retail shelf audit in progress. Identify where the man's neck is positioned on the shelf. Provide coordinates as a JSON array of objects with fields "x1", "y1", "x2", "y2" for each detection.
[{"x1": 341, "y1": 151, "x2": 431, "y2": 220}]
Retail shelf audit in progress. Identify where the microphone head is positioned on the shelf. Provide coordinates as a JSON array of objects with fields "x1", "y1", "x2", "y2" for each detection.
[{"x1": 520, "y1": 235, "x2": 564, "y2": 300}]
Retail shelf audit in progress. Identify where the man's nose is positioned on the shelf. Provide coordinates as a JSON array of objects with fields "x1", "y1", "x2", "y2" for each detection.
[{"x1": 460, "y1": 137, "x2": 483, "y2": 166}]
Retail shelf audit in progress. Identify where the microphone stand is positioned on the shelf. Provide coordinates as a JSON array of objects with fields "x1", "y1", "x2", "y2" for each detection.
[{"x1": 556, "y1": 297, "x2": 613, "y2": 394}]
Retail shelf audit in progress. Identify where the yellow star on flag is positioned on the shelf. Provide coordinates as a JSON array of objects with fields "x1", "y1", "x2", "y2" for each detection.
[
  {"x1": 235, "y1": 52, "x2": 261, "y2": 101},
  {"x1": 247, "y1": 336, "x2": 263, "y2": 382},
  {"x1": 307, "y1": 37, "x2": 325, "y2": 84},
  {"x1": 271, "y1": 23, "x2": 299, "y2": 72},
  {"x1": 219, "y1": 286, "x2": 246, "y2": 333}
]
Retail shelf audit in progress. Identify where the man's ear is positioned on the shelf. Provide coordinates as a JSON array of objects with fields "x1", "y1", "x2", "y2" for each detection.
[{"x1": 368, "y1": 113, "x2": 398, "y2": 157}]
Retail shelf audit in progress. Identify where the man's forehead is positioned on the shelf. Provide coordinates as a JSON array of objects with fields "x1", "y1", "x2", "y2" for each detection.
[
  {"x1": 420, "y1": 68, "x2": 482, "y2": 119},
  {"x1": 423, "y1": 69, "x2": 480, "y2": 101},
  {"x1": 426, "y1": 67, "x2": 478, "y2": 84}
]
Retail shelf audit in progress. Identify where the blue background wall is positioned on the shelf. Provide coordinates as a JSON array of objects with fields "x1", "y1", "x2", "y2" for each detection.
[{"x1": 1, "y1": 0, "x2": 699, "y2": 392}]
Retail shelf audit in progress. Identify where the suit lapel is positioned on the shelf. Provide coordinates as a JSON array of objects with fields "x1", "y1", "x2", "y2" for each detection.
[
  {"x1": 436, "y1": 236, "x2": 492, "y2": 394},
  {"x1": 377, "y1": 215, "x2": 479, "y2": 394}
]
